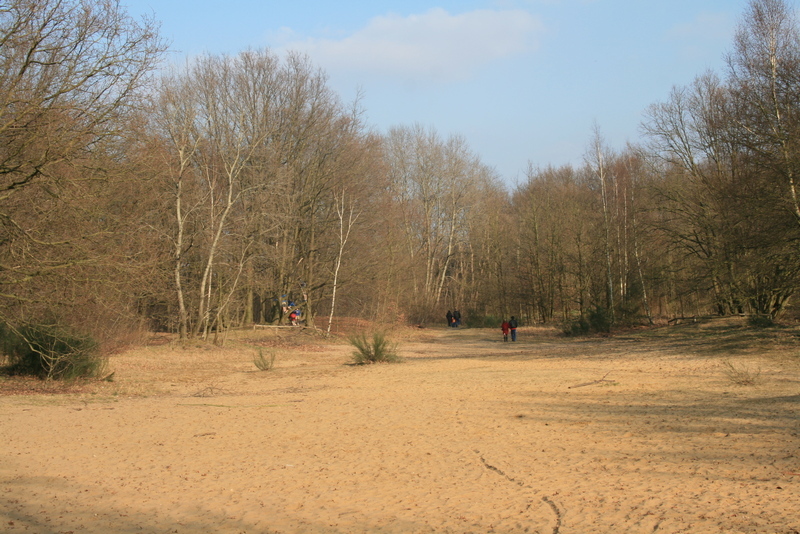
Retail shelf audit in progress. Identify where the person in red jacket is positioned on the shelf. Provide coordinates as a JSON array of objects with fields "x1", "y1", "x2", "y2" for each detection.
[{"x1": 501, "y1": 319, "x2": 510, "y2": 342}]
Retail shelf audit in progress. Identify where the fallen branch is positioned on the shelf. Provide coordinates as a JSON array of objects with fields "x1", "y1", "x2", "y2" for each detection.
[
  {"x1": 191, "y1": 385, "x2": 230, "y2": 397},
  {"x1": 668, "y1": 316, "x2": 698, "y2": 325},
  {"x1": 568, "y1": 371, "x2": 613, "y2": 389}
]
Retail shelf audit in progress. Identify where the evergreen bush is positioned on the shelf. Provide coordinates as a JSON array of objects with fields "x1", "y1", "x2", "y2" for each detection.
[
  {"x1": 0, "y1": 323, "x2": 104, "y2": 380},
  {"x1": 349, "y1": 332, "x2": 401, "y2": 364},
  {"x1": 464, "y1": 314, "x2": 500, "y2": 328},
  {"x1": 588, "y1": 306, "x2": 612, "y2": 333},
  {"x1": 747, "y1": 314, "x2": 775, "y2": 328},
  {"x1": 562, "y1": 306, "x2": 612, "y2": 336},
  {"x1": 253, "y1": 349, "x2": 276, "y2": 371},
  {"x1": 562, "y1": 317, "x2": 590, "y2": 336}
]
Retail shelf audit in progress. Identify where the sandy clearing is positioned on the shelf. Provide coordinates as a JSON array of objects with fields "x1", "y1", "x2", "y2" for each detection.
[{"x1": 1, "y1": 321, "x2": 799, "y2": 533}]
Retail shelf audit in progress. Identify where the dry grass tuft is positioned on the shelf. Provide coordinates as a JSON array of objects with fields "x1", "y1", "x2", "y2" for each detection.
[{"x1": 720, "y1": 359, "x2": 762, "y2": 386}]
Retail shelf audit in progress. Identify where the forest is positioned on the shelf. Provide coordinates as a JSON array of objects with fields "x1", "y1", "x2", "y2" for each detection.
[{"x1": 2, "y1": 0, "x2": 800, "y2": 354}]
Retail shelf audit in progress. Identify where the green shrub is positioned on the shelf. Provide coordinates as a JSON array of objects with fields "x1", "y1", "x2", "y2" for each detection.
[
  {"x1": 562, "y1": 307, "x2": 613, "y2": 336},
  {"x1": 747, "y1": 314, "x2": 775, "y2": 328},
  {"x1": 464, "y1": 314, "x2": 500, "y2": 328},
  {"x1": 348, "y1": 332, "x2": 401, "y2": 364},
  {"x1": 562, "y1": 317, "x2": 590, "y2": 336},
  {"x1": 588, "y1": 306, "x2": 612, "y2": 333},
  {"x1": 253, "y1": 349, "x2": 276, "y2": 371},
  {"x1": 0, "y1": 323, "x2": 18, "y2": 367},
  {"x1": 1, "y1": 323, "x2": 104, "y2": 380}
]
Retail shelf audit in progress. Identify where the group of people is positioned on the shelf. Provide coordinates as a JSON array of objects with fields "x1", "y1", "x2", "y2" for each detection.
[
  {"x1": 501, "y1": 316, "x2": 518, "y2": 342},
  {"x1": 445, "y1": 309, "x2": 519, "y2": 342},
  {"x1": 281, "y1": 295, "x2": 303, "y2": 326},
  {"x1": 445, "y1": 310, "x2": 462, "y2": 327}
]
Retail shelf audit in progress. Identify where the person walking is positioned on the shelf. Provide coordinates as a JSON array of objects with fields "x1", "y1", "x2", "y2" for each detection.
[
  {"x1": 453, "y1": 309, "x2": 461, "y2": 327},
  {"x1": 509, "y1": 316, "x2": 518, "y2": 341},
  {"x1": 446, "y1": 310, "x2": 454, "y2": 327},
  {"x1": 501, "y1": 319, "x2": 510, "y2": 342}
]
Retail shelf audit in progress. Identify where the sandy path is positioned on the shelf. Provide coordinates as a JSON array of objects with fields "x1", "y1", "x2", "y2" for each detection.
[{"x1": 1, "y1": 324, "x2": 799, "y2": 533}]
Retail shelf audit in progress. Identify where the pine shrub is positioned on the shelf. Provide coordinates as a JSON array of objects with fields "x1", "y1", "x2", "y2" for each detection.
[
  {"x1": 349, "y1": 332, "x2": 401, "y2": 364},
  {"x1": 1, "y1": 323, "x2": 104, "y2": 380},
  {"x1": 747, "y1": 314, "x2": 775, "y2": 328},
  {"x1": 253, "y1": 349, "x2": 276, "y2": 371}
]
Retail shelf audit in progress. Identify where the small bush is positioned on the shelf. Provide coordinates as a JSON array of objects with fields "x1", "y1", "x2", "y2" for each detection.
[
  {"x1": 561, "y1": 307, "x2": 614, "y2": 336},
  {"x1": 1, "y1": 323, "x2": 104, "y2": 380},
  {"x1": 349, "y1": 332, "x2": 401, "y2": 364},
  {"x1": 748, "y1": 314, "x2": 775, "y2": 328},
  {"x1": 464, "y1": 314, "x2": 500, "y2": 328},
  {"x1": 562, "y1": 317, "x2": 590, "y2": 336},
  {"x1": 253, "y1": 349, "x2": 276, "y2": 371},
  {"x1": 720, "y1": 359, "x2": 761, "y2": 386},
  {"x1": 588, "y1": 306, "x2": 612, "y2": 333}
]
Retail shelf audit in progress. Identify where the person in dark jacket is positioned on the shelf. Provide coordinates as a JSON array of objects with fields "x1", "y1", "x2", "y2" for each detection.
[
  {"x1": 446, "y1": 310, "x2": 454, "y2": 327},
  {"x1": 509, "y1": 316, "x2": 518, "y2": 341}
]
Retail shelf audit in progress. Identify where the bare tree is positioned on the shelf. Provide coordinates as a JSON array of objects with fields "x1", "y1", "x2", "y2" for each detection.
[
  {"x1": 624, "y1": 150, "x2": 654, "y2": 324},
  {"x1": 0, "y1": 0, "x2": 165, "y2": 331},
  {"x1": 727, "y1": 0, "x2": 800, "y2": 221},
  {"x1": 642, "y1": 60, "x2": 800, "y2": 318},
  {"x1": 383, "y1": 125, "x2": 492, "y2": 321},
  {"x1": 153, "y1": 52, "x2": 276, "y2": 338},
  {"x1": 587, "y1": 125, "x2": 616, "y2": 323},
  {"x1": 151, "y1": 50, "x2": 376, "y2": 334},
  {"x1": 512, "y1": 164, "x2": 597, "y2": 323},
  {"x1": 327, "y1": 190, "x2": 360, "y2": 335},
  {"x1": 153, "y1": 67, "x2": 201, "y2": 339}
]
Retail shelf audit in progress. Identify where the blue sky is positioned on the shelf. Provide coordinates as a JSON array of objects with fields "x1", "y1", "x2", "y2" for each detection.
[{"x1": 123, "y1": 0, "x2": 754, "y2": 185}]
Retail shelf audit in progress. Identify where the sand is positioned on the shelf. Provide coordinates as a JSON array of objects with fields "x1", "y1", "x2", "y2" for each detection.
[{"x1": 1, "y1": 320, "x2": 799, "y2": 533}]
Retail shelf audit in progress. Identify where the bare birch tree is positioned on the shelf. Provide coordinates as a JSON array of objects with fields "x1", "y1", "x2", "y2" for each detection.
[
  {"x1": 587, "y1": 125, "x2": 616, "y2": 323},
  {"x1": 153, "y1": 68, "x2": 201, "y2": 339},
  {"x1": 727, "y1": 0, "x2": 800, "y2": 221},
  {"x1": 154, "y1": 53, "x2": 273, "y2": 338},
  {"x1": 327, "y1": 190, "x2": 360, "y2": 334}
]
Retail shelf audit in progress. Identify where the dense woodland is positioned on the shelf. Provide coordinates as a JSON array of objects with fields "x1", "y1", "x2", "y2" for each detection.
[{"x1": 3, "y1": 0, "x2": 800, "y2": 348}]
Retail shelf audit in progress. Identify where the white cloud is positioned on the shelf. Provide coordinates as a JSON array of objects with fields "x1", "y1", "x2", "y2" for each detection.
[
  {"x1": 667, "y1": 11, "x2": 733, "y2": 41},
  {"x1": 275, "y1": 8, "x2": 543, "y2": 84},
  {"x1": 665, "y1": 11, "x2": 735, "y2": 60}
]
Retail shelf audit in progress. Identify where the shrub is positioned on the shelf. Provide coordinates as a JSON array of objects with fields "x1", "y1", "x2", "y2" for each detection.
[
  {"x1": 1, "y1": 323, "x2": 104, "y2": 380},
  {"x1": 407, "y1": 308, "x2": 440, "y2": 325},
  {"x1": 464, "y1": 314, "x2": 500, "y2": 328},
  {"x1": 562, "y1": 307, "x2": 612, "y2": 336},
  {"x1": 349, "y1": 332, "x2": 401, "y2": 364},
  {"x1": 720, "y1": 359, "x2": 761, "y2": 386},
  {"x1": 588, "y1": 306, "x2": 612, "y2": 333},
  {"x1": 747, "y1": 314, "x2": 775, "y2": 328},
  {"x1": 562, "y1": 317, "x2": 590, "y2": 336},
  {"x1": 253, "y1": 349, "x2": 276, "y2": 371}
]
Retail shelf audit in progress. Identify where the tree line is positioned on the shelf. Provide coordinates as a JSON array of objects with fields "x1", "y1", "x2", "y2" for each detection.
[{"x1": 2, "y1": 0, "x2": 799, "y2": 348}]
